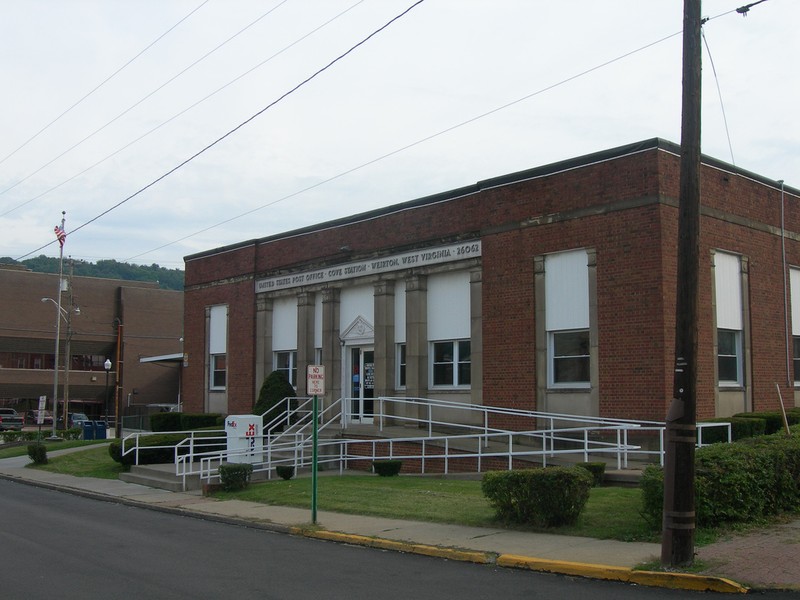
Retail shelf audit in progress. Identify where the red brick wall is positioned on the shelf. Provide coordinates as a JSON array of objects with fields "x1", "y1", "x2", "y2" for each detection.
[{"x1": 184, "y1": 144, "x2": 797, "y2": 423}]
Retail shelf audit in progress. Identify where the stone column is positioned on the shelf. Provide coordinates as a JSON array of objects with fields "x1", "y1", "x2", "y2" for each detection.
[
  {"x1": 297, "y1": 292, "x2": 316, "y2": 397},
  {"x1": 321, "y1": 288, "x2": 341, "y2": 408},
  {"x1": 373, "y1": 281, "x2": 396, "y2": 401},
  {"x1": 254, "y1": 295, "x2": 272, "y2": 397},
  {"x1": 405, "y1": 275, "x2": 427, "y2": 422},
  {"x1": 469, "y1": 269, "x2": 483, "y2": 406}
]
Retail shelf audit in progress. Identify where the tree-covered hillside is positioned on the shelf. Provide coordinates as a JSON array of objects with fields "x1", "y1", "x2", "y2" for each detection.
[{"x1": 0, "y1": 256, "x2": 184, "y2": 291}]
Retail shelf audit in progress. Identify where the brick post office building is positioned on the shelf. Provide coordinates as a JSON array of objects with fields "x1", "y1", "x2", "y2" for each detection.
[{"x1": 182, "y1": 138, "x2": 799, "y2": 427}]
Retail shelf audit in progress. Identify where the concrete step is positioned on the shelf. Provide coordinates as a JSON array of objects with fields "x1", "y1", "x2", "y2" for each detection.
[{"x1": 119, "y1": 464, "x2": 201, "y2": 492}]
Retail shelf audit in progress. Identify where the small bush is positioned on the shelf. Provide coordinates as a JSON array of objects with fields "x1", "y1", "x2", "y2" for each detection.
[
  {"x1": 275, "y1": 465, "x2": 295, "y2": 480},
  {"x1": 372, "y1": 460, "x2": 402, "y2": 477},
  {"x1": 219, "y1": 463, "x2": 253, "y2": 491},
  {"x1": 481, "y1": 467, "x2": 592, "y2": 527},
  {"x1": 639, "y1": 464, "x2": 664, "y2": 530},
  {"x1": 27, "y1": 443, "x2": 47, "y2": 465},
  {"x1": 575, "y1": 462, "x2": 605, "y2": 486}
]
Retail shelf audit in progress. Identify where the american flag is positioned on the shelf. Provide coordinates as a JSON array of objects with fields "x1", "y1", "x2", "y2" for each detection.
[{"x1": 54, "y1": 225, "x2": 66, "y2": 248}]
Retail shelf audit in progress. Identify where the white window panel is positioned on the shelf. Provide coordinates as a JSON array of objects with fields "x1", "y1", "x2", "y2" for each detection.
[
  {"x1": 545, "y1": 250, "x2": 589, "y2": 331},
  {"x1": 209, "y1": 305, "x2": 227, "y2": 354},
  {"x1": 715, "y1": 252, "x2": 742, "y2": 331},
  {"x1": 427, "y1": 271, "x2": 470, "y2": 341},
  {"x1": 272, "y1": 296, "x2": 297, "y2": 351}
]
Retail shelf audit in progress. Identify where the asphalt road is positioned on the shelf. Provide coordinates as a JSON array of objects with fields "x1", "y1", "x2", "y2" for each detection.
[{"x1": 1, "y1": 479, "x2": 795, "y2": 599}]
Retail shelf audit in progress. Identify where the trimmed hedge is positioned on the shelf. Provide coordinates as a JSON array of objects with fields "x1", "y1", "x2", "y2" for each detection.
[
  {"x1": 27, "y1": 443, "x2": 47, "y2": 465},
  {"x1": 641, "y1": 426, "x2": 800, "y2": 528},
  {"x1": 219, "y1": 463, "x2": 253, "y2": 491},
  {"x1": 108, "y1": 431, "x2": 225, "y2": 466},
  {"x1": 699, "y1": 417, "x2": 765, "y2": 443},
  {"x1": 254, "y1": 371, "x2": 296, "y2": 428},
  {"x1": 275, "y1": 465, "x2": 295, "y2": 480},
  {"x1": 733, "y1": 411, "x2": 785, "y2": 435},
  {"x1": 575, "y1": 462, "x2": 605, "y2": 486},
  {"x1": 372, "y1": 460, "x2": 402, "y2": 477},
  {"x1": 481, "y1": 467, "x2": 593, "y2": 527},
  {"x1": 150, "y1": 412, "x2": 182, "y2": 432}
]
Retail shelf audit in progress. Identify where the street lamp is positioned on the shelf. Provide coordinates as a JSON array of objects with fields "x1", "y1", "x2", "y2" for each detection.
[{"x1": 104, "y1": 359, "x2": 112, "y2": 424}]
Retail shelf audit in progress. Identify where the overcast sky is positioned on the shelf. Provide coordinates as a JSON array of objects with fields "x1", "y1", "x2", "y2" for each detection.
[{"x1": 1, "y1": 0, "x2": 797, "y2": 270}]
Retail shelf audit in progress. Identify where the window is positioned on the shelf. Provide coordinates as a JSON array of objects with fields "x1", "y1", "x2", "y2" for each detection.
[
  {"x1": 545, "y1": 250, "x2": 591, "y2": 389},
  {"x1": 431, "y1": 340, "x2": 471, "y2": 387},
  {"x1": 210, "y1": 354, "x2": 226, "y2": 389},
  {"x1": 718, "y1": 329, "x2": 741, "y2": 386},
  {"x1": 794, "y1": 337, "x2": 800, "y2": 385},
  {"x1": 550, "y1": 330, "x2": 590, "y2": 386},
  {"x1": 209, "y1": 304, "x2": 227, "y2": 391},
  {"x1": 396, "y1": 343, "x2": 406, "y2": 388},
  {"x1": 274, "y1": 351, "x2": 297, "y2": 387}
]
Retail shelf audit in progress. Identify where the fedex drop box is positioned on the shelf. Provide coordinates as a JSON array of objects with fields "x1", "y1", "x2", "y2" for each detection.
[{"x1": 225, "y1": 415, "x2": 262, "y2": 464}]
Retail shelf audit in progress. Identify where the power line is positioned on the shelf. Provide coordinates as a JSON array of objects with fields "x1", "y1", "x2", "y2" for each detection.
[
  {"x1": 16, "y1": 0, "x2": 427, "y2": 261},
  {"x1": 0, "y1": 0, "x2": 210, "y2": 170},
  {"x1": 0, "y1": 0, "x2": 291, "y2": 205},
  {"x1": 0, "y1": 0, "x2": 366, "y2": 220},
  {"x1": 127, "y1": 6, "x2": 762, "y2": 263}
]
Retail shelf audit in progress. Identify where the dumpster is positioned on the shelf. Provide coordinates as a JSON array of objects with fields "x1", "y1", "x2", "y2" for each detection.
[
  {"x1": 94, "y1": 421, "x2": 107, "y2": 440},
  {"x1": 82, "y1": 421, "x2": 95, "y2": 441}
]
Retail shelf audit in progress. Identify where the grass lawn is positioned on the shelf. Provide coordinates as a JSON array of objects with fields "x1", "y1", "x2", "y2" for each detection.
[{"x1": 215, "y1": 476, "x2": 661, "y2": 542}]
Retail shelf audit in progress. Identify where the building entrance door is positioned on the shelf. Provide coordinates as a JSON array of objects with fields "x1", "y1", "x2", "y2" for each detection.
[{"x1": 349, "y1": 346, "x2": 375, "y2": 424}]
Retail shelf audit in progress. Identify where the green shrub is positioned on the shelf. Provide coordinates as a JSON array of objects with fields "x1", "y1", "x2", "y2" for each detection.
[
  {"x1": 639, "y1": 464, "x2": 664, "y2": 530},
  {"x1": 575, "y1": 462, "x2": 605, "y2": 486},
  {"x1": 275, "y1": 465, "x2": 295, "y2": 480},
  {"x1": 27, "y1": 443, "x2": 47, "y2": 465},
  {"x1": 372, "y1": 460, "x2": 402, "y2": 477},
  {"x1": 150, "y1": 412, "x2": 182, "y2": 432},
  {"x1": 219, "y1": 463, "x2": 253, "y2": 491},
  {"x1": 641, "y1": 432, "x2": 800, "y2": 529},
  {"x1": 698, "y1": 417, "x2": 763, "y2": 443},
  {"x1": 734, "y1": 411, "x2": 783, "y2": 435},
  {"x1": 180, "y1": 413, "x2": 222, "y2": 430},
  {"x1": 253, "y1": 371, "x2": 296, "y2": 428},
  {"x1": 481, "y1": 467, "x2": 592, "y2": 527}
]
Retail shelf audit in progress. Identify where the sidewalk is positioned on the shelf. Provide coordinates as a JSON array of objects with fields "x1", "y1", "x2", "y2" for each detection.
[{"x1": 1, "y1": 448, "x2": 796, "y2": 593}]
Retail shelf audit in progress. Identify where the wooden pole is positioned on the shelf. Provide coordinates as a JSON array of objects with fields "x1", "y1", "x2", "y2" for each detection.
[{"x1": 662, "y1": 0, "x2": 702, "y2": 568}]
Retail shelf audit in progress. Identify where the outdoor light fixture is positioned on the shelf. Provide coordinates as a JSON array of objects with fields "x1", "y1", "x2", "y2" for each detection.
[{"x1": 104, "y1": 359, "x2": 112, "y2": 424}]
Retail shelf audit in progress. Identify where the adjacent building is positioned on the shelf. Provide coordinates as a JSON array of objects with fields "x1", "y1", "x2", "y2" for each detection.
[
  {"x1": 182, "y1": 138, "x2": 800, "y2": 428},
  {"x1": 0, "y1": 265, "x2": 183, "y2": 425}
]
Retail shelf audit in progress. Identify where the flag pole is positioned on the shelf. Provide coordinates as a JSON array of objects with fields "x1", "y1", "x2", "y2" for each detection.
[{"x1": 49, "y1": 211, "x2": 66, "y2": 439}]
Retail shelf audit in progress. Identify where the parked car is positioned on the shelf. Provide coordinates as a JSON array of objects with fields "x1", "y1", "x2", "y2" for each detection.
[
  {"x1": 26, "y1": 410, "x2": 53, "y2": 426},
  {"x1": 0, "y1": 408, "x2": 24, "y2": 431},
  {"x1": 67, "y1": 412, "x2": 90, "y2": 428}
]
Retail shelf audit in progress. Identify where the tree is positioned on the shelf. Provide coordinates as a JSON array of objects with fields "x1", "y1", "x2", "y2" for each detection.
[{"x1": 253, "y1": 371, "x2": 296, "y2": 429}]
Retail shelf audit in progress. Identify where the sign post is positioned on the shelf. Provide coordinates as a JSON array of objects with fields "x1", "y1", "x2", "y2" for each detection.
[{"x1": 307, "y1": 365, "x2": 325, "y2": 524}]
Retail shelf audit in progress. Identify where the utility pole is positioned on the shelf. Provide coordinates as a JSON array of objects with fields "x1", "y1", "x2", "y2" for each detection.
[
  {"x1": 63, "y1": 259, "x2": 74, "y2": 425},
  {"x1": 662, "y1": 0, "x2": 702, "y2": 567}
]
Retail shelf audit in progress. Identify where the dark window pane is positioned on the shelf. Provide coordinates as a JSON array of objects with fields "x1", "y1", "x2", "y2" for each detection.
[
  {"x1": 433, "y1": 363, "x2": 453, "y2": 386},
  {"x1": 718, "y1": 356, "x2": 739, "y2": 383},
  {"x1": 554, "y1": 356, "x2": 590, "y2": 383},
  {"x1": 554, "y1": 331, "x2": 589, "y2": 357}
]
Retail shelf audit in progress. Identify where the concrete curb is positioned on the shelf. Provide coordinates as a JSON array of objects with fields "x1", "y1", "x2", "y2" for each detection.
[
  {"x1": 496, "y1": 555, "x2": 748, "y2": 593},
  {"x1": 294, "y1": 529, "x2": 493, "y2": 564},
  {"x1": 291, "y1": 529, "x2": 747, "y2": 593}
]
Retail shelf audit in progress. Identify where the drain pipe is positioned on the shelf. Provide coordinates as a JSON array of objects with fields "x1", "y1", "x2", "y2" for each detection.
[{"x1": 780, "y1": 180, "x2": 790, "y2": 387}]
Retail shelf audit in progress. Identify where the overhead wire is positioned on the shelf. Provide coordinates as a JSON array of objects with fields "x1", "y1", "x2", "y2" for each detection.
[
  {"x1": 16, "y1": 0, "x2": 427, "y2": 260},
  {"x1": 0, "y1": 0, "x2": 292, "y2": 204},
  {"x1": 127, "y1": 5, "x2": 764, "y2": 262},
  {"x1": 14, "y1": 2, "x2": 771, "y2": 264},
  {"x1": 0, "y1": 0, "x2": 366, "y2": 219},
  {"x1": 0, "y1": 0, "x2": 210, "y2": 169}
]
